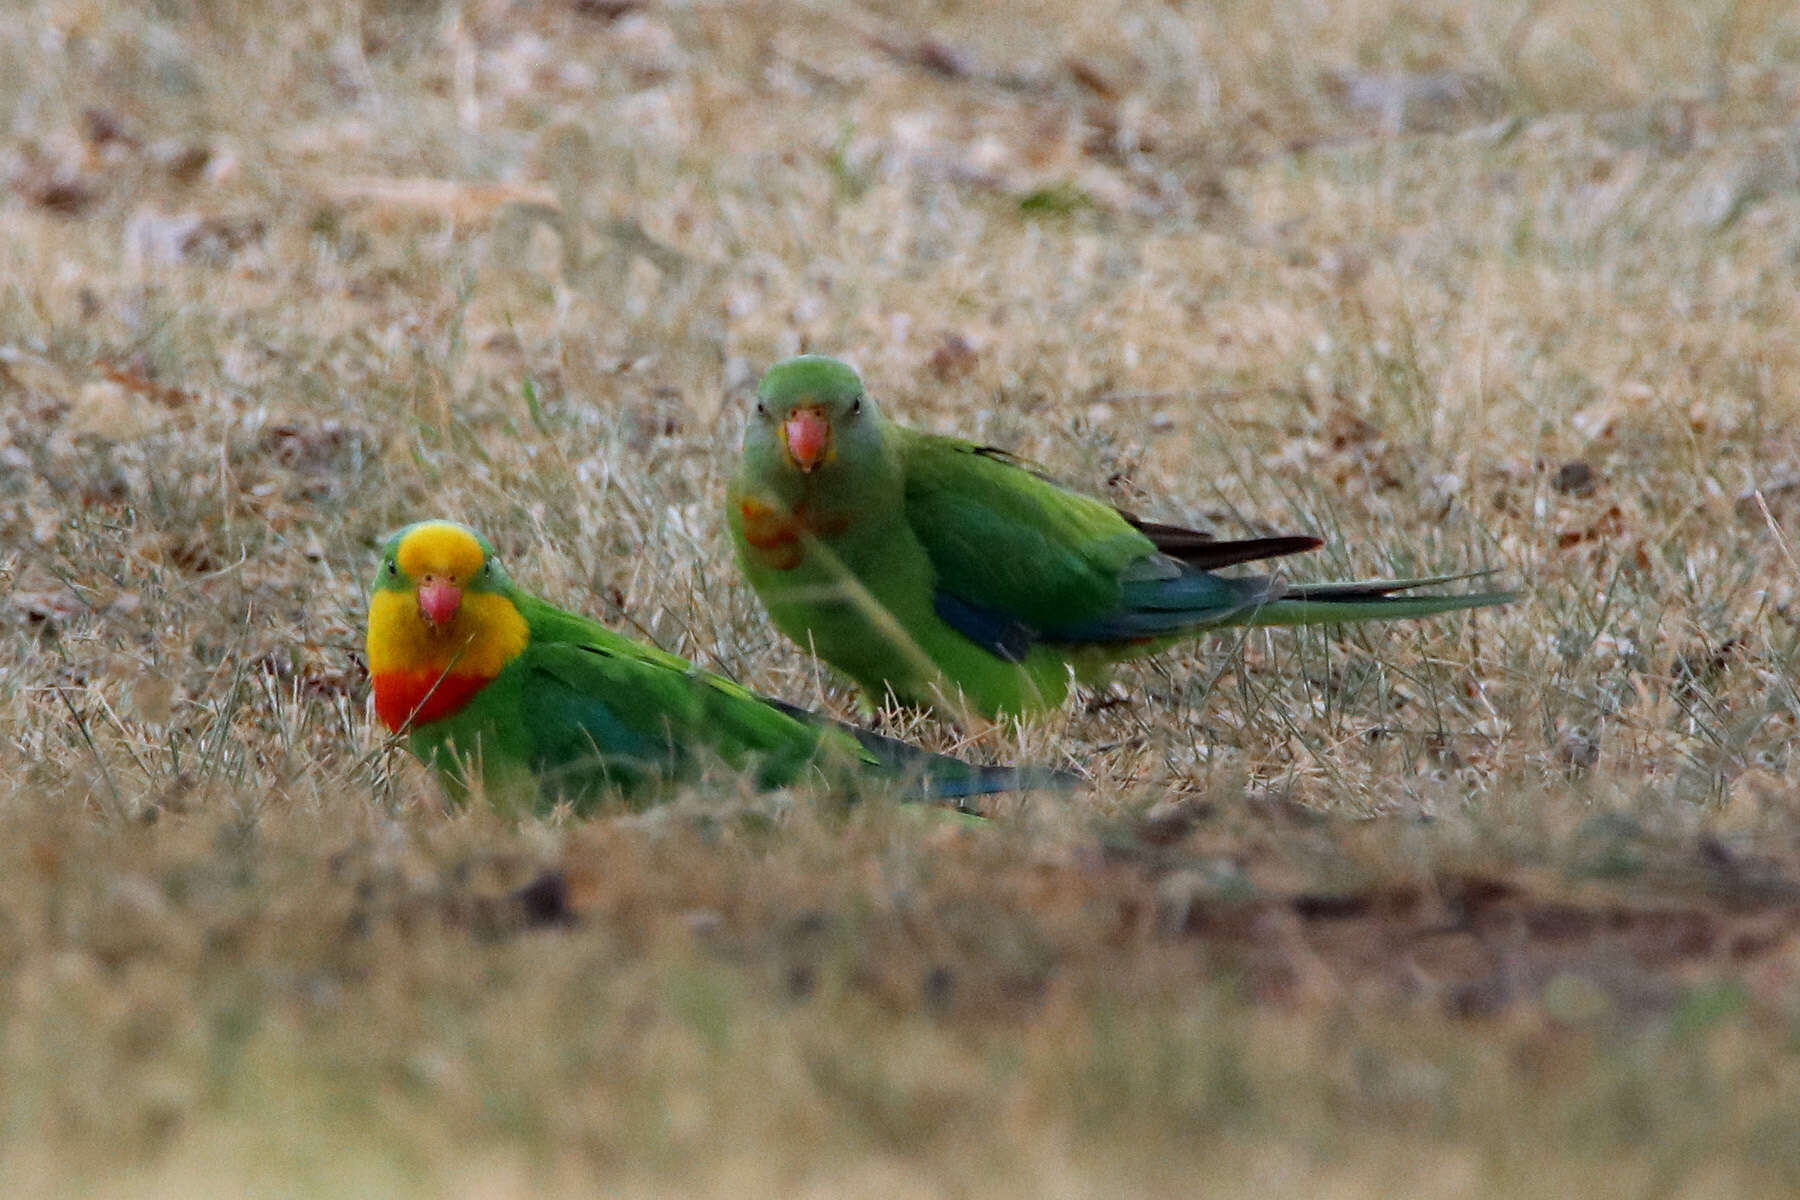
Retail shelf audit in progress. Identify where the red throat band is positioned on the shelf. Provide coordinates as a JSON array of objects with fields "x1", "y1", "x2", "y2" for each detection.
[{"x1": 372, "y1": 669, "x2": 496, "y2": 732}]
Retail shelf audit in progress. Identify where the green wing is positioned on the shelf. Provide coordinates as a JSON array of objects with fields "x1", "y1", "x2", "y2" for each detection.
[
  {"x1": 896, "y1": 431, "x2": 1508, "y2": 653},
  {"x1": 512, "y1": 592, "x2": 1066, "y2": 805},
  {"x1": 898, "y1": 431, "x2": 1155, "y2": 634},
  {"x1": 516, "y1": 595, "x2": 843, "y2": 794}
]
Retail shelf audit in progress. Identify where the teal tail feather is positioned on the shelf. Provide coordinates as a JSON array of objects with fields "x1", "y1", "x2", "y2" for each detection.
[
  {"x1": 1235, "y1": 570, "x2": 1517, "y2": 628},
  {"x1": 912, "y1": 760, "x2": 1080, "y2": 803},
  {"x1": 764, "y1": 698, "x2": 1079, "y2": 805},
  {"x1": 835, "y1": 721, "x2": 1080, "y2": 804}
]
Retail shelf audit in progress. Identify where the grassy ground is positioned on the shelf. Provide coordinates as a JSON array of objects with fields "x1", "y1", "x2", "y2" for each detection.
[{"x1": 5, "y1": 0, "x2": 1800, "y2": 1193}]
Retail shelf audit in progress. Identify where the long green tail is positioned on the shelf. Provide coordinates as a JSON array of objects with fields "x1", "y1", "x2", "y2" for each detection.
[
  {"x1": 765, "y1": 699, "x2": 1079, "y2": 805},
  {"x1": 1228, "y1": 571, "x2": 1516, "y2": 628}
]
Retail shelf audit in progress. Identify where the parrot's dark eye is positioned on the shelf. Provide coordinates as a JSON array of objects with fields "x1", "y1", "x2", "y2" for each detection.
[
  {"x1": 850, "y1": 395, "x2": 863, "y2": 415},
  {"x1": 755, "y1": 401, "x2": 768, "y2": 417},
  {"x1": 386, "y1": 561, "x2": 397, "y2": 577}
]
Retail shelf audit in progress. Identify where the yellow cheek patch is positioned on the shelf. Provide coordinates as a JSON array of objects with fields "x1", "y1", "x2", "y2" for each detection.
[
  {"x1": 397, "y1": 521, "x2": 488, "y2": 581},
  {"x1": 366, "y1": 588, "x2": 530, "y2": 679}
]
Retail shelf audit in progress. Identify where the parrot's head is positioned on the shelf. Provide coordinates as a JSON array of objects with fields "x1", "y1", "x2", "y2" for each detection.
[
  {"x1": 365, "y1": 520, "x2": 530, "y2": 732},
  {"x1": 749, "y1": 355, "x2": 885, "y2": 477},
  {"x1": 372, "y1": 520, "x2": 517, "y2": 632}
]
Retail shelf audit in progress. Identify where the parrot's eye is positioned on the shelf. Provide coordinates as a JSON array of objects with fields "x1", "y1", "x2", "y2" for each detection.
[
  {"x1": 850, "y1": 395, "x2": 863, "y2": 415},
  {"x1": 386, "y1": 561, "x2": 397, "y2": 577},
  {"x1": 755, "y1": 401, "x2": 768, "y2": 417}
]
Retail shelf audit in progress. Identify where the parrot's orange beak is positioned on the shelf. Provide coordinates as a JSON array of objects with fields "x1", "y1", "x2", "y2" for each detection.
[
  {"x1": 781, "y1": 406, "x2": 832, "y2": 473},
  {"x1": 417, "y1": 575, "x2": 463, "y2": 631}
]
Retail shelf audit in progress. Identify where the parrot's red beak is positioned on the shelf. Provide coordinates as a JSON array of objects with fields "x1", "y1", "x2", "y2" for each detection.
[
  {"x1": 782, "y1": 406, "x2": 832, "y2": 473},
  {"x1": 417, "y1": 575, "x2": 463, "y2": 631}
]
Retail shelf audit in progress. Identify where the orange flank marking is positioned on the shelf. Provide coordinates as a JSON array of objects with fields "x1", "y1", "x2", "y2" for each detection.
[
  {"x1": 372, "y1": 669, "x2": 498, "y2": 732},
  {"x1": 739, "y1": 499, "x2": 852, "y2": 572},
  {"x1": 739, "y1": 499, "x2": 801, "y2": 552}
]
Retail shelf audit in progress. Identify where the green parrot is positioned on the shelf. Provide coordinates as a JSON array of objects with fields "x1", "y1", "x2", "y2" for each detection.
[
  {"x1": 366, "y1": 519, "x2": 1065, "y2": 814},
  {"x1": 727, "y1": 355, "x2": 1514, "y2": 719}
]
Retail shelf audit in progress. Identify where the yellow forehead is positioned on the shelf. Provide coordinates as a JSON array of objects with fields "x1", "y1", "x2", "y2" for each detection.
[{"x1": 397, "y1": 522, "x2": 486, "y2": 579}]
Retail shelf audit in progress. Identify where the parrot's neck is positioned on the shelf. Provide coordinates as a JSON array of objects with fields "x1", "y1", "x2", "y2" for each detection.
[
  {"x1": 366, "y1": 589, "x2": 530, "y2": 731},
  {"x1": 736, "y1": 423, "x2": 908, "y2": 576}
]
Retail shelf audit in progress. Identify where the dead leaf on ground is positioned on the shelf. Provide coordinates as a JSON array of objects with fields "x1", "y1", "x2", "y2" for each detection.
[
  {"x1": 11, "y1": 146, "x2": 104, "y2": 214},
  {"x1": 1555, "y1": 504, "x2": 1624, "y2": 550},
  {"x1": 927, "y1": 332, "x2": 980, "y2": 382},
  {"x1": 102, "y1": 363, "x2": 195, "y2": 409},
  {"x1": 572, "y1": 0, "x2": 645, "y2": 21},
  {"x1": 1325, "y1": 406, "x2": 1383, "y2": 450},
  {"x1": 149, "y1": 139, "x2": 215, "y2": 185},
  {"x1": 9, "y1": 563, "x2": 86, "y2": 623},
  {"x1": 1325, "y1": 69, "x2": 1505, "y2": 135},
  {"x1": 871, "y1": 33, "x2": 975, "y2": 80},
  {"x1": 124, "y1": 208, "x2": 266, "y2": 267},
  {"x1": 1553, "y1": 460, "x2": 1597, "y2": 495},
  {"x1": 1065, "y1": 57, "x2": 1122, "y2": 101}
]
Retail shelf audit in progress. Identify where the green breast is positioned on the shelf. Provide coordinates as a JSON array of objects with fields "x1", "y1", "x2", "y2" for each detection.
[{"x1": 736, "y1": 510, "x2": 1068, "y2": 715}]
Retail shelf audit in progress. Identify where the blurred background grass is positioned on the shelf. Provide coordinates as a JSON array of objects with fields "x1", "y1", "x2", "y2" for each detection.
[{"x1": 4, "y1": 0, "x2": 1800, "y2": 1194}]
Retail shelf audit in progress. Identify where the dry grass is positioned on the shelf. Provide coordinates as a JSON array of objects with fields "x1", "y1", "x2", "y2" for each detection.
[{"x1": 5, "y1": 0, "x2": 1800, "y2": 1194}]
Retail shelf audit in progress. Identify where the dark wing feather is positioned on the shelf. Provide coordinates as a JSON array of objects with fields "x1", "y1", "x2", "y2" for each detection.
[
  {"x1": 963, "y1": 448, "x2": 1324, "y2": 571},
  {"x1": 1121, "y1": 513, "x2": 1323, "y2": 570}
]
